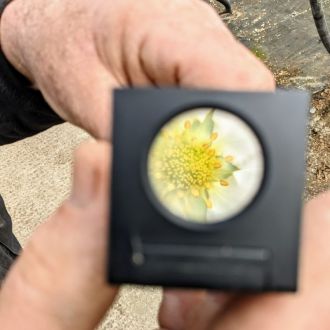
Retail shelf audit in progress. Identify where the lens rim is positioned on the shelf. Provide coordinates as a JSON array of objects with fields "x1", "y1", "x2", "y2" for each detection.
[{"x1": 142, "y1": 103, "x2": 268, "y2": 232}]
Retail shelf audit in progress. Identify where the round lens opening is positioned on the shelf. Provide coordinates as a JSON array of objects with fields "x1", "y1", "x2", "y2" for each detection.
[{"x1": 147, "y1": 108, "x2": 264, "y2": 224}]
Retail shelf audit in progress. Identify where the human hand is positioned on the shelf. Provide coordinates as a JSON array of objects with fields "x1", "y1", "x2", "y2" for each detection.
[
  {"x1": 159, "y1": 191, "x2": 330, "y2": 330},
  {"x1": 0, "y1": 141, "x2": 118, "y2": 330},
  {"x1": 1, "y1": 0, "x2": 274, "y2": 139}
]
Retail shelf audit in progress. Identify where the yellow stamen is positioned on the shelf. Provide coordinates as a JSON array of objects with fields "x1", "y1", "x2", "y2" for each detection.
[
  {"x1": 206, "y1": 199, "x2": 213, "y2": 209},
  {"x1": 191, "y1": 188, "x2": 200, "y2": 197},
  {"x1": 205, "y1": 182, "x2": 211, "y2": 189},
  {"x1": 225, "y1": 155, "x2": 234, "y2": 162},
  {"x1": 220, "y1": 180, "x2": 229, "y2": 187},
  {"x1": 214, "y1": 161, "x2": 222, "y2": 169},
  {"x1": 184, "y1": 121, "x2": 191, "y2": 129},
  {"x1": 208, "y1": 149, "x2": 215, "y2": 156},
  {"x1": 153, "y1": 133, "x2": 221, "y2": 193},
  {"x1": 211, "y1": 132, "x2": 218, "y2": 141}
]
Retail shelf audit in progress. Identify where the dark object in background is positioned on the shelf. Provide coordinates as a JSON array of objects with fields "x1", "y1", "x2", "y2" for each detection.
[
  {"x1": 0, "y1": 50, "x2": 64, "y2": 145},
  {"x1": 310, "y1": 0, "x2": 330, "y2": 53},
  {"x1": 108, "y1": 88, "x2": 309, "y2": 292},
  {"x1": 215, "y1": 0, "x2": 232, "y2": 13},
  {"x1": 215, "y1": 0, "x2": 330, "y2": 55},
  {"x1": 0, "y1": 195, "x2": 21, "y2": 281}
]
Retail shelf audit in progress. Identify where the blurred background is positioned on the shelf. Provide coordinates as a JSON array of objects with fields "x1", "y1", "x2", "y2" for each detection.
[{"x1": 0, "y1": 0, "x2": 328, "y2": 329}]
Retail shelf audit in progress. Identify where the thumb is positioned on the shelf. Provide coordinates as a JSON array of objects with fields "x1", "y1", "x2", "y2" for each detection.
[
  {"x1": 159, "y1": 289, "x2": 235, "y2": 330},
  {"x1": 70, "y1": 140, "x2": 110, "y2": 208}
]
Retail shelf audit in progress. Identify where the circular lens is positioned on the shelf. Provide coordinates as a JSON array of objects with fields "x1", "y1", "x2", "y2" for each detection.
[{"x1": 147, "y1": 108, "x2": 264, "y2": 224}]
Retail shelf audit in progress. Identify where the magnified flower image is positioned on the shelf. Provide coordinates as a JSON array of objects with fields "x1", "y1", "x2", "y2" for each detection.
[{"x1": 148, "y1": 109, "x2": 264, "y2": 223}]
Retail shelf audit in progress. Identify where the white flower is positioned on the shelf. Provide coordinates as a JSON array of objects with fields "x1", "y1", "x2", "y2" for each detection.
[{"x1": 148, "y1": 109, "x2": 264, "y2": 223}]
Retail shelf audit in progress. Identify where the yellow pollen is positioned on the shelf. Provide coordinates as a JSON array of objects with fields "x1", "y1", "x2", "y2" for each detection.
[
  {"x1": 153, "y1": 135, "x2": 220, "y2": 192},
  {"x1": 184, "y1": 121, "x2": 191, "y2": 129},
  {"x1": 220, "y1": 180, "x2": 229, "y2": 187},
  {"x1": 208, "y1": 149, "x2": 215, "y2": 156},
  {"x1": 205, "y1": 182, "x2": 211, "y2": 189},
  {"x1": 191, "y1": 188, "x2": 200, "y2": 197},
  {"x1": 214, "y1": 161, "x2": 222, "y2": 169},
  {"x1": 206, "y1": 199, "x2": 213, "y2": 209},
  {"x1": 211, "y1": 132, "x2": 218, "y2": 141},
  {"x1": 225, "y1": 155, "x2": 234, "y2": 162}
]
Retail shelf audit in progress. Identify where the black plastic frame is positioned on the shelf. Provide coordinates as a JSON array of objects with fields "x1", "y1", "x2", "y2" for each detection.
[{"x1": 108, "y1": 88, "x2": 310, "y2": 292}]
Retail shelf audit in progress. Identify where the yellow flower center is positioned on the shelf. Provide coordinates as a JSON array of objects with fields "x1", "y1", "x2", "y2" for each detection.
[
  {"x1": 160, "y1": 139, "x2": 219, "y2": 192},
  {"x1": 148, "y1": 110, "x2": 239, "y2": 221}
]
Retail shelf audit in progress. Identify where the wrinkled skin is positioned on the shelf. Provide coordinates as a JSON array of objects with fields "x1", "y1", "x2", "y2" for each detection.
[
  {"x1": 1, "y1": 0, "x2": 274, "y2": 139},
  {"x1": 0, "y1": 0, "x2": 326, "y2": 329}
]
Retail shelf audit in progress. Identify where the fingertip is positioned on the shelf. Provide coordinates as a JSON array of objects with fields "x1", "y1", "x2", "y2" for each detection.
[
  {"x1": 159, "y1": 290, "x2": 185, "y2": 330},
  {"x1": 70, "y1": 140, "x2": 111, "y2": 207}
]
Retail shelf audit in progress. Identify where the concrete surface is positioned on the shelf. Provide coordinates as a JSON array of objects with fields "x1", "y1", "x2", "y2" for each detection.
[{"x1": 0, "y1": 123, "x2": 161, "y2": 330}]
